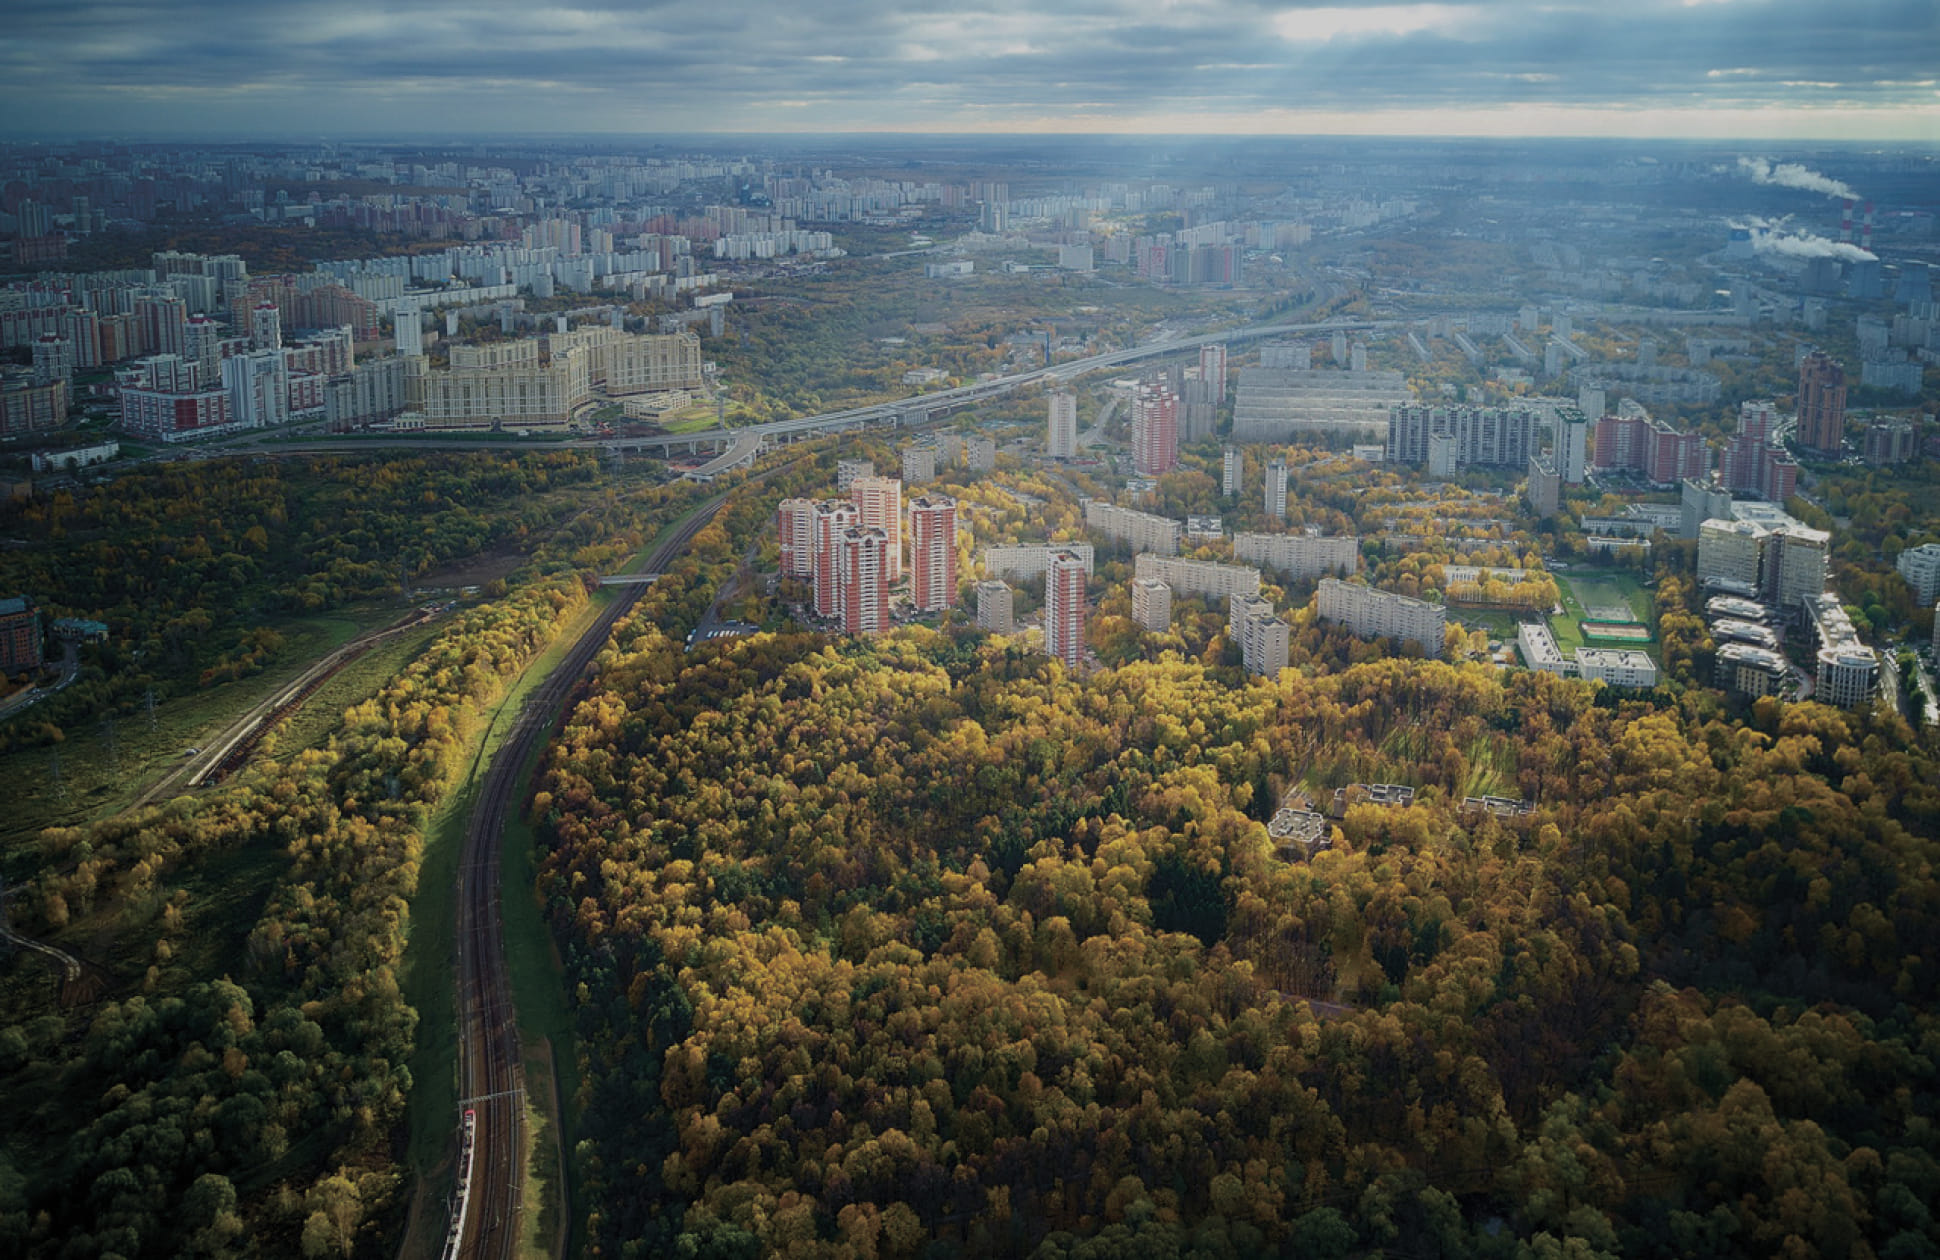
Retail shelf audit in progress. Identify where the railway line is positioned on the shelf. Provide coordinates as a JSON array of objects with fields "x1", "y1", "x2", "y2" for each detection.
[{"x1": 445, "y1": 493, "x2": 731, "y2": 1260}]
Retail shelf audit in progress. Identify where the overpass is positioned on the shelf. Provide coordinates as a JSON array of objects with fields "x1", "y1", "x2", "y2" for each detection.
[{"x1": 592, "y1": 318, "x2": 1390, "y2": 460}]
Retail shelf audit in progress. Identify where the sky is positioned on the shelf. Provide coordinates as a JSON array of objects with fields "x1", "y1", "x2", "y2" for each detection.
[{"x1": 4, "y1": 0, "x2": 1939, "y2": 140}]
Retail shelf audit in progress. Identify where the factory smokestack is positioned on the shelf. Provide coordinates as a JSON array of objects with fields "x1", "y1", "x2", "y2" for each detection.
[
  {"x1": 1841, "y1": 199, "x2": 1854, "y2": 242},
  {"x1": 1862, "y1": 202, "x2": 1875, "y2": 251}
]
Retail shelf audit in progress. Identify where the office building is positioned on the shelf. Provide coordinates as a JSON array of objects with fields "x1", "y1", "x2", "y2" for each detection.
[
  {"x1": 1316, "y1": 579, "x2": 1445, "y2": 657},
  {"x1": 1131, "y1": 381, "x2": 1179, "y2": 475},
  {"x1": 1044, "y1": 550, "x2": 1088, "y2": 669},
  {"x1": 1264, "y1": 459, "x2": 1288, "y2": 518},
  {"x1": 1222, "y1": 447, "x2": 1241, "y2": 496},
  {"x1": 1083, "y1": 500, "x2": 1181, "y2": 554},
  {"x1": 837, "y1": 527, "x2": 892, "y2": 636},
  {"x1": 1047, "y1": 393, "x2": 1079, "y2": 458},
  {"x1": 1896, "y1": 543, "x2": 1940, "y2": 606},
  {"x1": 776, "y1": 498, "x2": 817, "y2": 579},
  {"x1": 1135, "y1": 554, "x2": 1262, "y2": 602},
  {"x1": 908, "y1": 495, "x2": 958, "y2": 612},
  {"x1": 1797, "y1": 351, "x2": 1847, "y2": 455},
  {"x1": 976, "y1": 581, "x2": 1014, "y2": 633},
  {"x1": 850, "y1": 476, "x2": 904, "y2": 581},
  {"x1": 1232, "y1": 532, "x2": 1359, "y2": 581},
  {"x1": 1131, "y1": 578, "x2": 1172, "y2": 632},
  {"x1": 812, "y1": 500, "x2": 858, "y2": 618}
]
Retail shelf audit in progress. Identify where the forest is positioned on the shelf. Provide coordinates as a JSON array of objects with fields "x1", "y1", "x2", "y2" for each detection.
[
  {"x1": 532, "y1": 520, "x2": 1940, "y2": 1258},
  {"x1": 0, "y1": 451, "x2": 722, "y2": 1258}
]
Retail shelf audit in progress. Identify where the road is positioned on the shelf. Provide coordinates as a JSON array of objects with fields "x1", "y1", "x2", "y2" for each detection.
[{"x1": 448, "y1": 494, "x2": 732, "y2": 1260}]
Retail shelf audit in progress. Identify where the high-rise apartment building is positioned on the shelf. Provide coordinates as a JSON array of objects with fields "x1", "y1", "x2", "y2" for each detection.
[
  {"x1": 812, "y1": 500, "x2": 858, "y2": 618},
  {"x1": 836, "y1": 458, "x2": 874, "y2": 491},
  {"x1": 1556, "y1": 406, "x2": 1590, "y2": 484},
  {"x1": 1265, "y1": 459, "x2": 1288, "y2": 518},
  {"x1": 394, "y1": 305, "x2": 423, "y2": 356},
  {"x1": 1591, "y1": 411, "x2": 1710, "y2": 485},
  {"x1": 1134, "y1": 554, "x2": 1262, "y2": 602},
  {"x1": 251, "y1": 301, "x2": 282, "y2": 352},
  {"x1": 902, "y1": 446, "x2": 936, "y2": 485},
  {"x1": 838, "y1": 527, "x2": 892, "y2": 635},
  {"x1": 1047, "y1": 393, "x2": 1079, "y2": 458},
  {"x1": 1723, "y1": 401, "x2": 1797, "y2": 502},
  {"x1": 1232, "y1": 596, "x2": 1291, "y2": 677},
  {"x1": 1387, "y1": 404, "x2": 1542, "y2": 470},
  {"x1": 777, "y1": 498, "x2": 816, "y2": 579},
  {"x1": 850, "y1": 476, "x2": 904, "y2": 581},
  {"x1": 1897, "y1": 543, "x2": 1940, "y2": 605},
  {"x1": 908, "y1": 495, "x2": 958, "y2": 612},
  {"x1": 1084, "y1": 500, "x2": 1181, "y2": 555},
  {"x1": 1766, "y1": 524, "x2": 1830, "y2": 611},
  {"x1": 1797, "y1": 351, "x2": 1847, "y2": 455},
  {"x1": 1131, "y1": 381, "x2": 1179, "y2": 475},
  {"x1": 976, "y1": 581, "x2": 1014, "y2": 633},
  {"x1": 1222, "y1": 447, "x2": 1242, "y2": 497},
  {"x1": 1131, "y1": 578, "x2": 1172, "y2": 632},
  {"x1": 1199, "y1": 343, "x2": 1228, "y2": 399},
  {"x1": 1044, "y1": 550, "x2": 1088, "y2": 669},
  {"x1": 1697, "y1": 519, "x2": 1768, "y2": 592}
]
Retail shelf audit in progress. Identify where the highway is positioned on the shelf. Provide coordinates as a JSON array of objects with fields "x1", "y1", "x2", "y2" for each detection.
[
  {"x1": 243, "y1": 316, "x2": 1389, "y2": 466},
  {"x1": 446, "y1": 494, "x2": 731, "y2": 1260}
]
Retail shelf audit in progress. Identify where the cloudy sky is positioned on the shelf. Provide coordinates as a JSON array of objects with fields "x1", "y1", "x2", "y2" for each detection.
[{"x1": 5, "y1": 0, "x2": 1938, "y2": 139}]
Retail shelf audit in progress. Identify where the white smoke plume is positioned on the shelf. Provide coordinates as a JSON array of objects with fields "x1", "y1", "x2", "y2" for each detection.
[
  {"x1": 1730, "y1": 217, "x2": 1876, "y2": 263},
  {"x1": 1737, "y1": 156, "x2": 1859, "y2": 202}
]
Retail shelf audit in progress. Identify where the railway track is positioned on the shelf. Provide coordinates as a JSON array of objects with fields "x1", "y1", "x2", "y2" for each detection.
[{"x1": 447, "y1": 494, "x2": 730, "y2": 1260}]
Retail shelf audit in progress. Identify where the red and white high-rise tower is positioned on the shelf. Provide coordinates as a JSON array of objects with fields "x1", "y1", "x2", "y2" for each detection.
[
  {"x1": 1044, "y1": 548, "x2": 1088, "y2": 669},
  {"x1": 812, "y1": 499, "x2": 857, "y2": 617},
  {"x1": 1131, "y1": 381, "x2": 1179, "y2": 476},
  {"x1": 777, "y1": 498, "x2": 816, "y2": 579},
  {"x1": 908, "y1": 495, "x2": 958, "y2": 612},
  {"x1": 850, "y1": 475, "x2": 904, "y2": 580},
  {"x1": 838, "y1": 526, "x2": 892, "y2": 635}
]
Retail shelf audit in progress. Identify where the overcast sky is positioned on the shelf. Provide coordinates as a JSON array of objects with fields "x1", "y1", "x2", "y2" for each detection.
[{"x1": 5, "y1": 0, "x2": 1938, "y2": 140}]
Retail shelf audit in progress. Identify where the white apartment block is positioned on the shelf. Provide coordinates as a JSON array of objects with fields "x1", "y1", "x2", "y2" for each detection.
[
  {"x1": 1575, "y1": 648, "x2": 1659, "y2": 689},
  {"x1": 836, "y1": 458, "x2": 874, "y2": 491},
  {"x1": 1083, "y1": 500, "x2": 1181, "y2": 555},
  {"x1": 1265, "y1": 460, "x2": 1288, "y2": 518},
  {"x1": 977, "y1": 580, "x2": 1014, "y2": 633},
  {"x1": 1316, "y1": 578, "x2": 1445, "y2": 657},
  {"x1": 902, "y1": 446, "x2": 936, "y2": 484},
  {"x1": 1131, "y1": 578, "x2": 1172, "y2": 632},
  {"x1": 1240, "y1": 611, "x2": 1291, "y2": 677},
  {"x1": 1233, "y1": 532, "x2": 1360, "y2": 582},
  {"x1": 1767, "y1": 524, "x2": 1830, "y2": 611},
  {"x1": 1222, "y1": 447, "x2": 1241, "y2": 496},
  {"x1": 1897, "y1": 543, "x2": 1940, "y2": 606},
  {"x1": 1808, "y1": 594, "x2": 1879, "y2": 709},
  {"x1": 983, "y1": 543, "x2": 1095, "y2": 582},
  {"x1": 1135, "y1": 554, "x2": 1262, "y2": 602}
]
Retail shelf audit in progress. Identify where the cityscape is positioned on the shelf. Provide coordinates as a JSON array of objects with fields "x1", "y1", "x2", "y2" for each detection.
[{"x1": 2, "y1": 5, "x2": 1939, "y2": 1260}]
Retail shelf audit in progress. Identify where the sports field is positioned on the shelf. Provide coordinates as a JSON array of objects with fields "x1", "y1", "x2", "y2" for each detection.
[{"x1": 1550, "y1": 571, "x2": 1655, "y2": 656}]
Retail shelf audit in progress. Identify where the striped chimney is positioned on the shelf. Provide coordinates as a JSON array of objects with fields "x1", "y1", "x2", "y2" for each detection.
[{"x1": 1841, "y1": 199, "x2": 1855, "y2": 242}]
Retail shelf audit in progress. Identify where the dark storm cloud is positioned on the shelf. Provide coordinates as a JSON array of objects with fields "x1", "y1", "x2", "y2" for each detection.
[{"x1": 3, "y1": 0, "x2": 1936, "y2": 134}]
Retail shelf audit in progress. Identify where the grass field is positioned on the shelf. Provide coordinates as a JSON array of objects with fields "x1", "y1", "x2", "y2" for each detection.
[{"x1": 1550, "y1": 571, "x2": 1653, "y2": 658}]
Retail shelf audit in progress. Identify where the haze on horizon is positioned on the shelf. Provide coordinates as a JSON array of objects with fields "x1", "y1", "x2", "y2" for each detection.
[{"x1": 4, "y1": 0, "x2": 1938, "y2": 142}]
